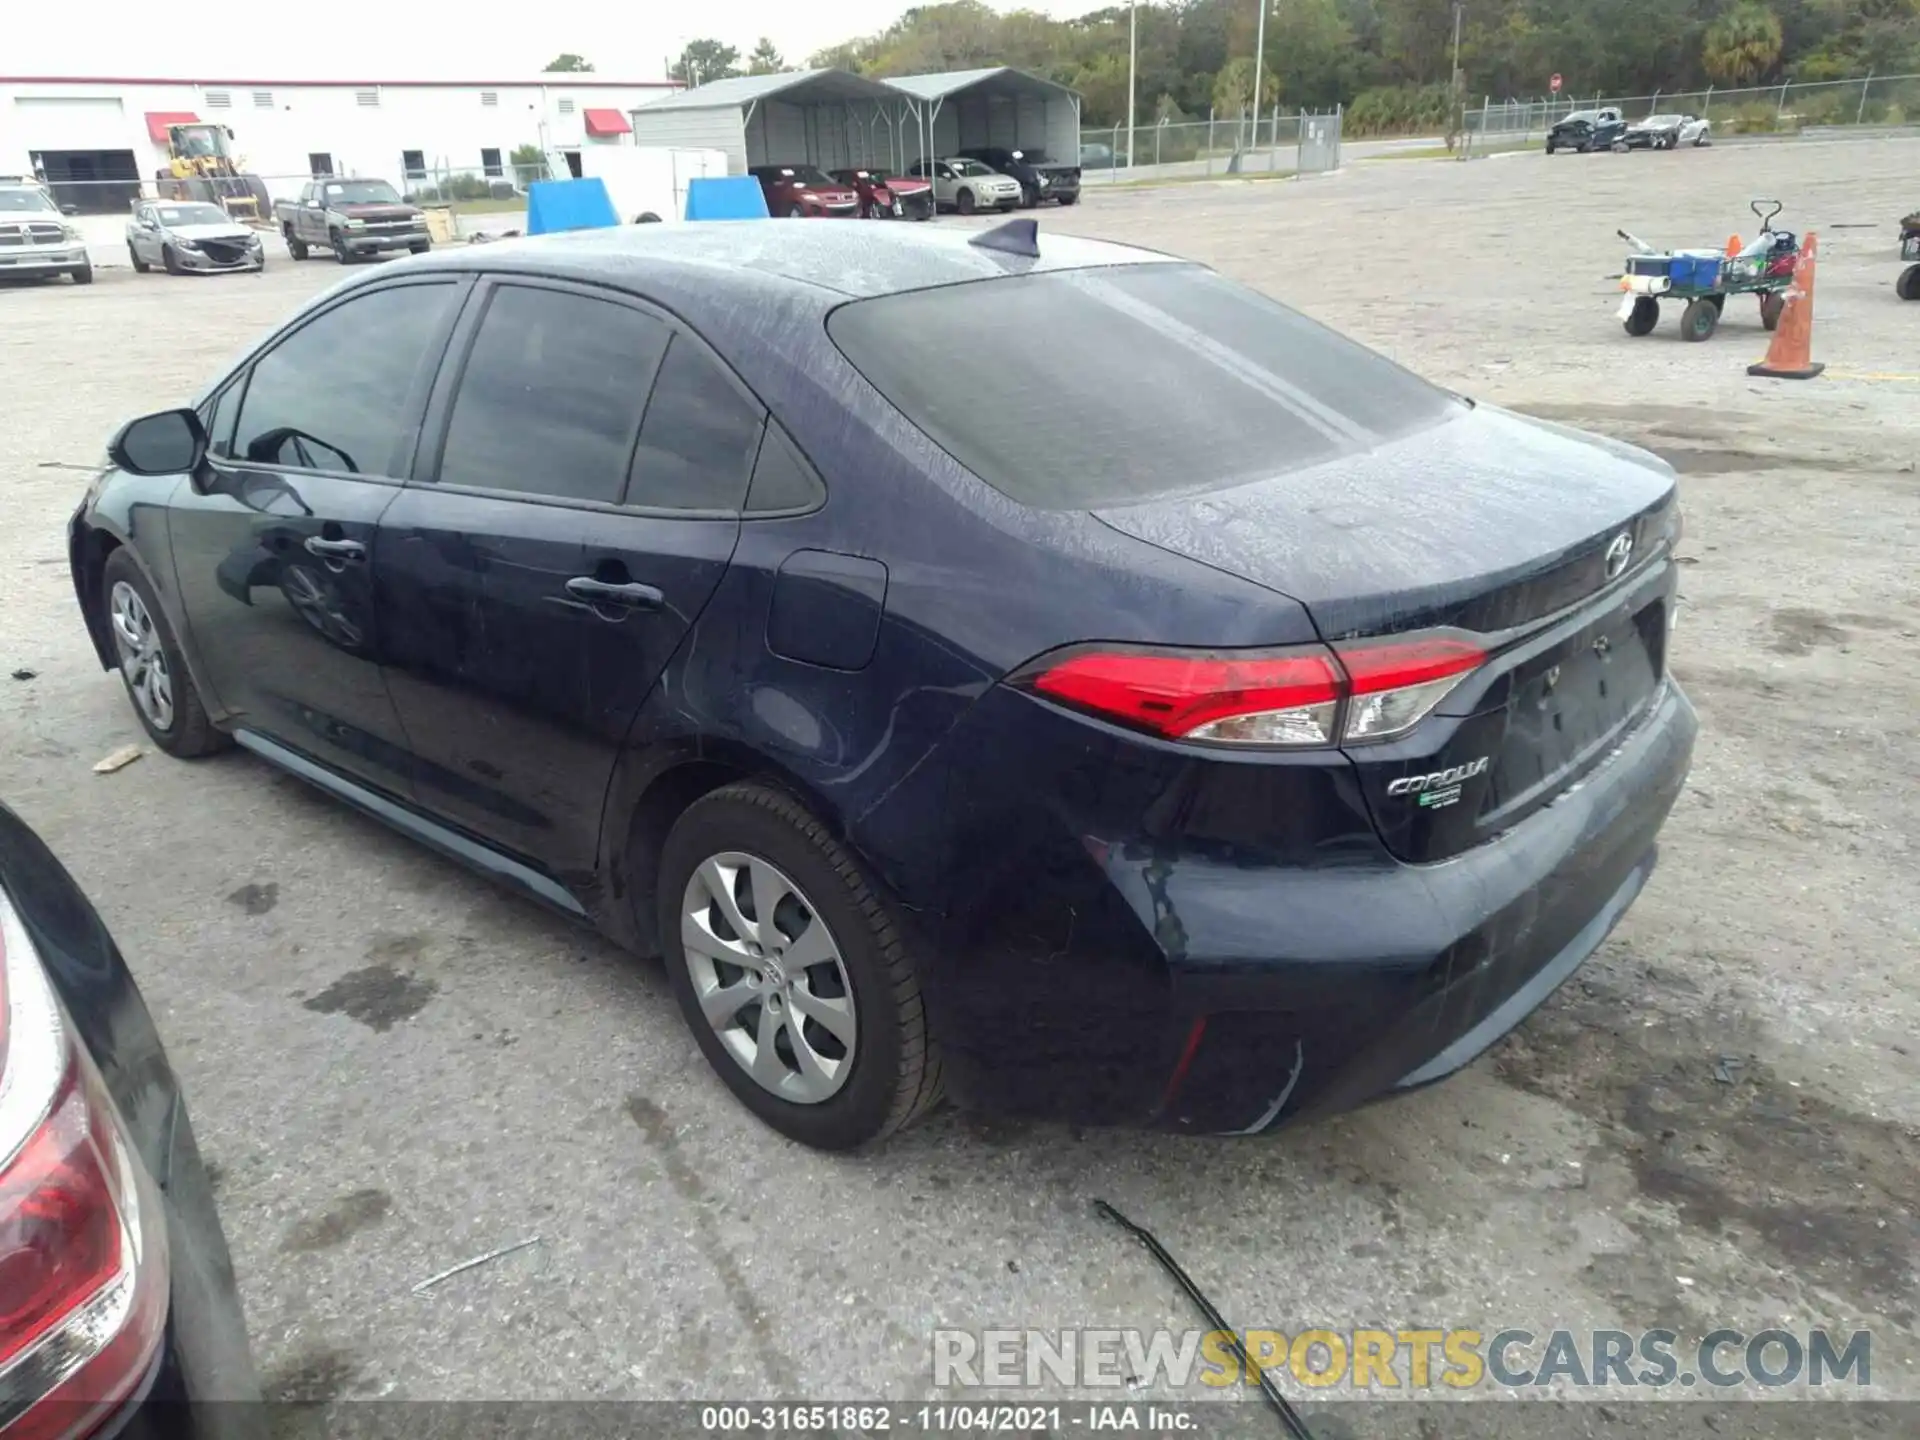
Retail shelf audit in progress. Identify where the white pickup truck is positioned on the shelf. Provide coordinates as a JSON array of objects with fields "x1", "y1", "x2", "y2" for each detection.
[{"x1": 0, "y1": 176, "x2": 91, "y2": 284}]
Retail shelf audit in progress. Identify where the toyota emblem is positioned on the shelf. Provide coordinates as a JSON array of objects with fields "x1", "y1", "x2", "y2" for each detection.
[{"x1": 1603, "y1": 531, "x2": 1634, "y2": 580}]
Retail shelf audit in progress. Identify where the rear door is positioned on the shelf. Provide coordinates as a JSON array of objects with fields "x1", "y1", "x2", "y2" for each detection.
[
  {"x1": 167, "y1": 276, "x2": 467, "y2": 798},
  {"x1": 375, "y1": 278, "x2": 753, "y2": 873}
]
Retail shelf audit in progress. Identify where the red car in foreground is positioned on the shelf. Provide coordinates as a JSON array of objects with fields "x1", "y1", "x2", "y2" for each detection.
[{"x1": 748, "y1": 164, "x2": 860, "y2": 218}]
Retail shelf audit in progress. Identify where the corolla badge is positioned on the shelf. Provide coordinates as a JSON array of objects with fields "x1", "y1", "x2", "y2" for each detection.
[
  {"x1": 1604, "y1": 531, "x2": 1634, "y2": 580},
  {"x1": 1387, "y1": 756, "x2": 1490, "y2": 811}
]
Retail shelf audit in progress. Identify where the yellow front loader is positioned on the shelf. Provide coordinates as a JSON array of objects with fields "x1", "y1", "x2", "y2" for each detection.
[{"x1": 156, "y1": 123, "x2": 272, "y2": 225}]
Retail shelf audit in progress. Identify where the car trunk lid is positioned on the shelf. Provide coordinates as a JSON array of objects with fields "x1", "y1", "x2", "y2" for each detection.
[{"x1": 1092, "y1": 404, "x2": 1680, "y2": 861}]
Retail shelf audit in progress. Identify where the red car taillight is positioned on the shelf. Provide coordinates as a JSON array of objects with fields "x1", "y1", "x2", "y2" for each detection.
[
  {"x1": 1015, "y1": 632, "x2": 1485, "y2": 747},
  {"x1": 0, "y1": 888, "x2": 169, "y2": 1440}
]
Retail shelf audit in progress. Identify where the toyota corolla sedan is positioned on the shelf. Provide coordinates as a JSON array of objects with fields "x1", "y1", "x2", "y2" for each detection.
[
  {"x1": 126, "y1": 200, "x2": 266, "y2": 275},
  {"x1": 67, "y1": 224, "x2": 1694, "y2": 1150},
  {"x1": 0, "y1": 800, "x2": 262, "y2": 1436}
]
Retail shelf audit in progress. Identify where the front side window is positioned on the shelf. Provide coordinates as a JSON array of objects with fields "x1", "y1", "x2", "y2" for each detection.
[
  {"x1": 232, "y1": 283, "x2": 457, "y2": 475},
  {"x1": 437, "y1": 285, "x2": 668, "y2": 504}
]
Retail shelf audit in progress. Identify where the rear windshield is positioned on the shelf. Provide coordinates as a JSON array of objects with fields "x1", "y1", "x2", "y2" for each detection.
[{"x1": 827, "y1": 264, "x2": 1460, "y2": 509}]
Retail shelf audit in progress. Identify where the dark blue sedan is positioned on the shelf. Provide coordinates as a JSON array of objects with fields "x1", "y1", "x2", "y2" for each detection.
[{"x1": 68, "y1": 222, "x2": 1695, "y2": 1149}]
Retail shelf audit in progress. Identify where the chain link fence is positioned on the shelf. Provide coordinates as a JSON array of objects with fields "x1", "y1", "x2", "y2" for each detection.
[
  {"x1": 1078, "y1": 108, "x2": 1344, "y2": 184},
  {"x1": 1465, "y1": 72, "x2": 1920, "y2": 146}
]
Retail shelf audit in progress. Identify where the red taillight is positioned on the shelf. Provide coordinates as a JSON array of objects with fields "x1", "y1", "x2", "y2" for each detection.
[
  {"x1": 0, "y1": 888, "x2": 169, "y2": 1440},
  {"x1": 1016, "y1": 632, "x2": 1486, "y2": 747}
]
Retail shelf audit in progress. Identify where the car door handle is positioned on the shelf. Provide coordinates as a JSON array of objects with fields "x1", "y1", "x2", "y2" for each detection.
[
  {"x1": 565, "y1": 577, "x2": 664, "y2": 611},
  {"x1": 304, "y1": 536, "x2": 366, "y2": 562}
]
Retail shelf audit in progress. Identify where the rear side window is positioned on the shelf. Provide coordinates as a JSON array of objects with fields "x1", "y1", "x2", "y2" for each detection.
[
  {"x1": 233, "y1": 282, "x2": 456, "y2": 476},
  {"x1": 625, "y1": 336, "x2": 765, "y2": 511},
  {"x1": 745, "y1": 421, "x2": 825, "y2": 514},
  {"x1": 827, "y1": 264, "x2": 1461, "y2": 510},
  {"x1": 438, "y1": 284, "x2": 668, "y2": 504}
]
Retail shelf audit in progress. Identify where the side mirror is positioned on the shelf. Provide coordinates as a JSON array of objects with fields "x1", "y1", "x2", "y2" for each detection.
[
  {"x1": 109, "y1": 408, "x2": 206, "y2": 477},
  {"x1": 61, "y1": 204, "x2": 79, "y2": 216}
]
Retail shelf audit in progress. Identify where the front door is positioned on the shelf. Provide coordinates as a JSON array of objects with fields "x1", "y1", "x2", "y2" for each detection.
[
  {"x1": 167, "y1": 276, "x2": 468, "y2": 798},
  {"x1": 376, "y1": 279, "x2": 756, "y2": 874}
]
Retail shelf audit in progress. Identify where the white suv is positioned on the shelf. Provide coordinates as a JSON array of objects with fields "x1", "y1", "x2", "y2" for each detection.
[
  {"x1": 0, "y1": 177, "x2": 93, "y2": 284},
  {"x1": 908, "y1": 157, "x2": 1023, "y2": 216}
]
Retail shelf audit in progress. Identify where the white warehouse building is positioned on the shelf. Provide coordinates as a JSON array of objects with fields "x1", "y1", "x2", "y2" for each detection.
[{"x1": 0, "y1": 73, "x2": 677, "y2": 212}]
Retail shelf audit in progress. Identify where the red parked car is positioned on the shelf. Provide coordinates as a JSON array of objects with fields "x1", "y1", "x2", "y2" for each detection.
[
  {"x1": 748, "y1": 164, "x2": 860, "y2": 219},
  {"x1": 829, "y1": 167, "x2": 934, "y2": 221}
]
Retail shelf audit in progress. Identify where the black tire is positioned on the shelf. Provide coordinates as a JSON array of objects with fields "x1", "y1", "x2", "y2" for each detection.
[
  {"x1": 329, "y1": 229, "x2": 352, "y2": 263},
  {"x1": 1624, "y1": 296, "x2": 1659, "y2": 336},
  {"x1": 635, "y1": 211, "x2": 662, "y2": 224},
  {"x1": 1056, "y1": 192, "x2": 1079, "y2": 206},
  {"x1": 1760, "y1": 291, "x2": 1785, "y2": 328},
  {"x1": 409, "y1": 241, "x2": 430, "y2": 254},
  {"x1": 1898, "y1": 265, "x2": 1920, "y2": 302},
  {"x1": 956, "y1": 187, "x2": 976, "y2": 216},
  {"x1": 286, "y1": 229, "x2": 309, "y2": 260},
  {"x1": 100, "y1": 548, "x2": 228, "y2": 758},
  {"x1": 162, "y1": 244, "x2": 183, "y2": 276},
  {"x1": 129, "y1": 245, "x2": 150, "y2": 274},
  {"x1": 71, "y1": 260, "x2": 93, "y2": 285},
  {"x1": 658, "y1": 781, "x2": 942, "y2": 1150},
  {"x1": 1545, "y1": 139, "x2": 1556, "y2": 154},
  {"x1": 1681, "y1": 296, "x2": 1720, "y2": 342}
]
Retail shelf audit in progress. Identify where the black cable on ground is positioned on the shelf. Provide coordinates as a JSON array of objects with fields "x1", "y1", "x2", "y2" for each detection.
[{"x1": 1093, "y1": 1199, "x2": 1321, "y2": 1440}]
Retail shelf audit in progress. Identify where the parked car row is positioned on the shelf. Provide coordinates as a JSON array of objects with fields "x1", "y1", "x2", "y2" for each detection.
[
  {"x1": 1547, "y1": 107, "x2": 1713, "y2": 153},
  {"x1": 749, "y1": 150, "x2": 1080, "y2": 220},
  {"x1": 909, "y1": 149, "x2": 1082, "y2": 212}
]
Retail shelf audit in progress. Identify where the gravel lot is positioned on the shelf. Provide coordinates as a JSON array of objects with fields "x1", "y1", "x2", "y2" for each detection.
[{"x1": 2, "y1": 136, "x2": 1916, "y2": 1425}]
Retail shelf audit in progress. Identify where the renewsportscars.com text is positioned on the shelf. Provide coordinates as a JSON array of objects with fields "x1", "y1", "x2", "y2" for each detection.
[{"x1": 932, "y1": 1327, "x2": 1873, "y2": 1392}]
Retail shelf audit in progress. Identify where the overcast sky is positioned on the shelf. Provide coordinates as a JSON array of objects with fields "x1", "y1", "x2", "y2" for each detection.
[{"x1": 12, "y1": 0, "x2": 1099, "y2": 82}]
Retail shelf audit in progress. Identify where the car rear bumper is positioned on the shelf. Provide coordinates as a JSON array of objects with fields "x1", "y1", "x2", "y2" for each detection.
[{"x1": 903, "y1": 673, "x2": 1696, "y2": 1133}]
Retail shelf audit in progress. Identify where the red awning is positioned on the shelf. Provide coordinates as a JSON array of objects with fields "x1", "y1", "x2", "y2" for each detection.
[
  {"x1": 145, "y1": 110, "x2": 200, "y2": 143},
  {"x1": 583, "y1": 108, "x2": 631, "y2": 137}
]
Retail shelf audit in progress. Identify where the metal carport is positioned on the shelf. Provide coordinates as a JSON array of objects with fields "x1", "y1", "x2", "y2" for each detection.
[
  {"x1": 627, "y1": 70, "x2": 922, "y2": 177},
  {"x1": 884, "y1": 68, "x2": 1080, "y2": 169}
]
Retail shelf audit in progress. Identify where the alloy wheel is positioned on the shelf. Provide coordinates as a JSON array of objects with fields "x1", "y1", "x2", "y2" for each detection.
[
  {"x1": 109, "y1": 580, "x2": 175, "y2": 731},
  {"x1": 680, "y1": 852, "x2": 857, "y2": 1104}
]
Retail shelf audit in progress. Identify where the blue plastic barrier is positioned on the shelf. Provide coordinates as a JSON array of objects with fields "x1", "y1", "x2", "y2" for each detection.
[
  {"x1": 684, "y1": 176, "x2": 771, "y2": 221},
  {"x1": 524, "y1": 177, "x2": 620, "y2": 236}
]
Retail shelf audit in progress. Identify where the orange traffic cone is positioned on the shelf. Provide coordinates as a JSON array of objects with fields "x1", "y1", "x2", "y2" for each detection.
[
  {"x1": 1725, "y1": 234, "x2": 1741, "y2": 258},
  {"x1": 1748, "y1": 231, "x2": 1824, "y2": 380}
]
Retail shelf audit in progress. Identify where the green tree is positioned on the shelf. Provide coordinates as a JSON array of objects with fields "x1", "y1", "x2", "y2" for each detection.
[
  {"x1": 543, "y1": 53, "x2": 594, "y2": 72},
  {"x1": 672, "y1": 39, "x2": 742, "y2": 86},
  {"x1": 1213, "y1": 55, "x2": 1255, "y2": 115},
  {"x1": 1703, "y1": 3, "x2": 1785, "y2": 84},
  {"x1": 508, "y1": 142, "x2": 546, "y2": 184},
  {"x1": 747, "y1": 38, "x2": 786, "y2": 74}
]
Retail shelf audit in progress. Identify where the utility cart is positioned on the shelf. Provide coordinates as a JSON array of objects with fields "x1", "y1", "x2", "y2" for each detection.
[{"x1": 1616, "y1": 200, "x2": 1800, "y2": 341}]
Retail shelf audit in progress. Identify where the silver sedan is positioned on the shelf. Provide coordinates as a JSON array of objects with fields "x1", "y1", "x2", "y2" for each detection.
[{"x1": 127, "y1": 200, "x2": 266, "y2": 275}]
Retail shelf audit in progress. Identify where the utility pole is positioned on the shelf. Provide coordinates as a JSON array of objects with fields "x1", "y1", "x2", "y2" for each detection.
[
  {"x1": 1251, "y1": 0, "x2": 1267, "y2": 150},
  {"x1": 1127, "y1": 0, "x2": 1138, "y2": 167},
  {"x1": 1451, "y1": 3, "x2": 1464, "y2": 154}
]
